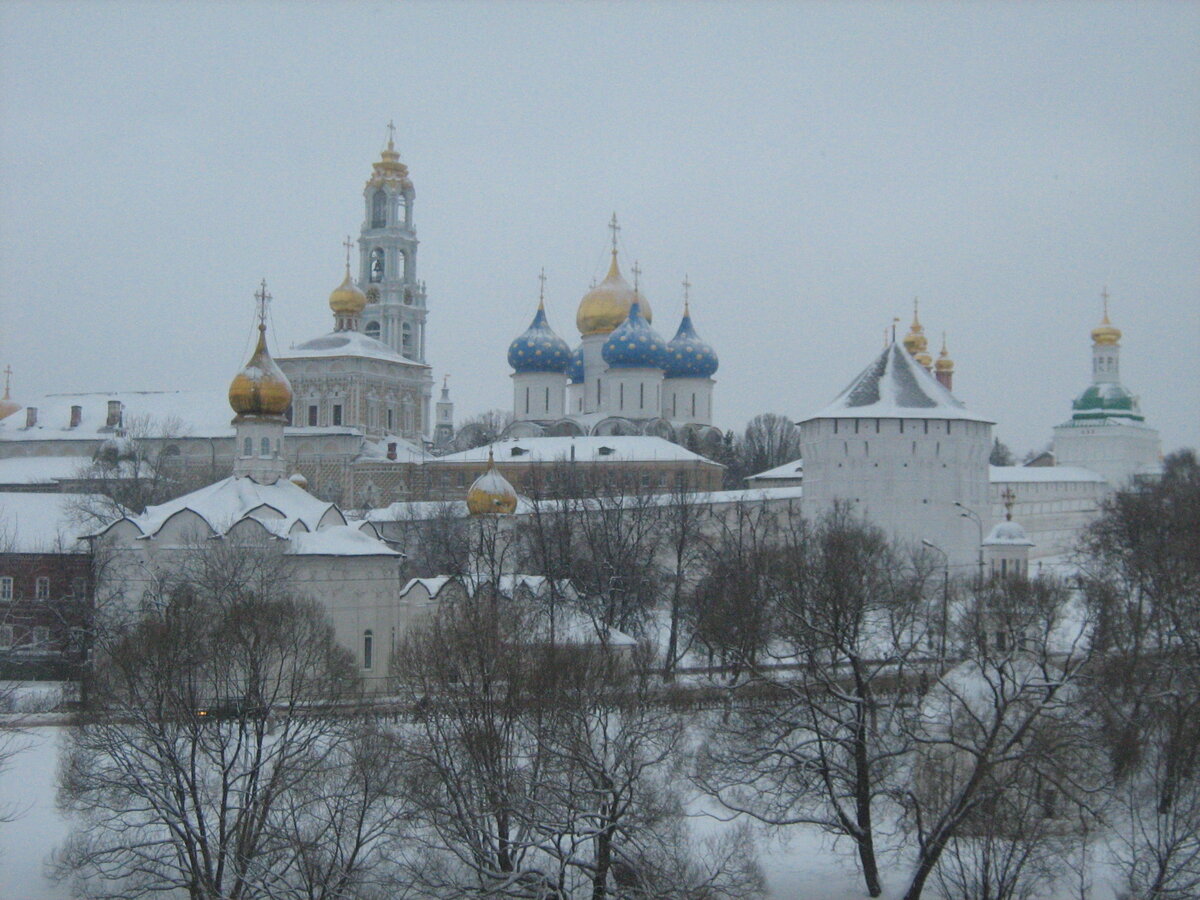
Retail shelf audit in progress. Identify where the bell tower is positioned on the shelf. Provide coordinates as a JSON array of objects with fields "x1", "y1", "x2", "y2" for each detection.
[{"x1": 359, "y1": 122, "x2": 427, "y2": 365}]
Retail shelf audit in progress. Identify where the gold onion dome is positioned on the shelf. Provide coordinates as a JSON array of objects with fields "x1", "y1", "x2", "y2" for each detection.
[
  {"x1": 466, "y1": 450, "x2": 518, "y2": 516},
  {"x1": 1091, "y1": 310, "x2": 1121, "y2": 346},
  {"x1": 577, "y1": 251, "x2": 652, "y2": 336},
  {"x1": 229, "y1": 323, "x2": 293, "y2": 418},
  {"x1": 915, "y1": 352, "x2": 933, "y2": 369},
  {"x1": 901, "y1": 300, "x2": 928, "y2": 356},
  {"x1": 935, "y1": 334, "x2": 954, "y2": 372},
  {"x1": 329, "y1": 266, "x2": 367, "y2": 316}
]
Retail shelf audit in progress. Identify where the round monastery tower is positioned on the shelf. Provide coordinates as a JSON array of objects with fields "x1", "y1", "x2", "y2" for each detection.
[{"x1": 798, "y1": 341, "x2": 993, "y2": 571}]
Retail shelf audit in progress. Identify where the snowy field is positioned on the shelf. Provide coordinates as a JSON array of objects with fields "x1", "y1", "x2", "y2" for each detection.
[{"x1": 0, "y1": 725, "x2": 1127, "y2": 900}]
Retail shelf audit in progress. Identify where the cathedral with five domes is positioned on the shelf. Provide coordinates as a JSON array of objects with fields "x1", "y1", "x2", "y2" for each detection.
[{"x1": 504, "y1": 217, "x2": 722, "y2": 452}]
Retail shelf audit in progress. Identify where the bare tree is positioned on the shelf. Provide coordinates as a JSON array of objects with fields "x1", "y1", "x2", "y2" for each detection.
[
  {"x1": 53, "y1": 540, "x2": 404, "y2": 900},
  {"x1": 734, "y1": 413, "x2": 801, "y2": 482},
  {"x1": 1078, "y1": 450, "x2": 1200, "y2": 898},
  {"x1": 895, "y1": 574, "x2": 1098, "y2": 900},
  {"x1": 452, "y1": 409, "x2": 515, "y2": 451},
  {"x1": 695, "y1": 505, "x2": 923, "y2": 897}
]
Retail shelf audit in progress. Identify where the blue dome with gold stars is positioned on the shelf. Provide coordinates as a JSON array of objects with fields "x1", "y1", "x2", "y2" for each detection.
[
  {"x1": 508, "y1": 303, "x2": 570, "y2": 374},
  {"x1": 601, "y1": 300, "x2": 668, "y2": 370},
  {"x1": 568, "y1": 345, "x2": 584, "y2": 384},
  {"x1": 664, "y1": 307, "x2": 719, "y2": 379}
]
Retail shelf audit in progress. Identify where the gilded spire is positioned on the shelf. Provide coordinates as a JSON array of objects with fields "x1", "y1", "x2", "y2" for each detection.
[
  {"x1": 1091, "y1": 286, "x2": 1122, "y2": 346},
  {"x1": 935, "y1": 332, "x2": 954, "y2": 372}
]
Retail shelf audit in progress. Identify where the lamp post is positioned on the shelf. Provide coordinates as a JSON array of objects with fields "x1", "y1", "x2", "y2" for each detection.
[
  {"x1": 921, "y1": 539, "x2": 950, "y2": 664},
  {"x1": 954, "y1": 501, "x2": 985, "y2": 585}
]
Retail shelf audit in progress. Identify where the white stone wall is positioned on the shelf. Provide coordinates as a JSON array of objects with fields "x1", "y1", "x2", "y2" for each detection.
[
  {"x1": 1053, "y1": 421, "x2": 1161, "y2": 488},
  {"x1": 662, "y1": 378, "x2": 713, "y2": 425},
  {"x1": 512, "y1": 372, "x2": 567, "y2": 421},
  {"x1": 801, "y1": 416, "x2": 992, "y2": 571}
]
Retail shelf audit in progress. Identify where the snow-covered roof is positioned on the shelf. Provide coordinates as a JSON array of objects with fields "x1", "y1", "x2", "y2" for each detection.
[
  {"x1": 746, "y1": 458, "x2": 804, "y2": 482},
  {"x1": 0, "y1": 456, "x2": 94, "y2": 485},
  {"x1": 984, "y1": 520, "x2": 1034, "y2": 547},
  {"x1": 279, "y1": 330, "x2": 427, "y2": 367},
  {"x1": 0, "y1": 492, "x2": 92, "y2": 553},
  {"x1": 989, "y1": 465, "x2": 1107, "y2": 484},
  {"x1": 439, "y1": 436, "x2": 716, "y2": 465},
  {"x1": 289, "y1": 525, "x2": 400, "y2": 556},
  {"x1": 357, "y1": 434, "x2": 432, "y2": 463},
  {"x1": 0, "y1": 390, "x2": 367, "y2": 443},
  {"x1": 802, "y1": 343, "x2": 994, "y2": 424},
  {"x1": 97, "y1": 475, "x2": 343, "y2": 539}
]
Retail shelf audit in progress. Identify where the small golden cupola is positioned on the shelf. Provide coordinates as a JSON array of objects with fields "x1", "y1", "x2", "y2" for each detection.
[
  {"x1": 466, "y1": 449, "x2": 518, "y2": 515},
  {"x1": 576, "y1": 214, "x2": 652, "y2": 336},
  {"x1": 902, "y1": 299, "x2": 932, "y2": 368},
  {"x1": 0, "y1": 366, "x2": 21, "y2": 421},
  {"x1": 329, "y1": 238, "x2": 368, "y2": 332},
  {"x1": 229, "y1": 282, "x2": 293, "y2": 419},
  {"x1": 935, "y1": 332, "x2": 955, "y2": 390},
  {"x1": 1091, "y1": 288, "x2": 1122, "y2": 346}
]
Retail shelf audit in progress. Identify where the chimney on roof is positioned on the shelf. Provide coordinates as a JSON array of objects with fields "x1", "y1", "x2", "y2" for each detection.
[
  {"x1": 387, "y1": 442, "x2": 398, "y2": 461},
  {"x1": 106, "y1": 400, "x2": 122, "y2": 428},
  {"x1": 25, "y1": 407, "x2": 37, "y2": 428},
  {"x1": 69, "y1": 405, "x2": 82, "y2": 428}
]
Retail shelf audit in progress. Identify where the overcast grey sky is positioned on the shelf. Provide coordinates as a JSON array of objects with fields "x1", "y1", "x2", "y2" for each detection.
[{"x1": 1, "y1": 1, "x2": 1197, "y2": 456}]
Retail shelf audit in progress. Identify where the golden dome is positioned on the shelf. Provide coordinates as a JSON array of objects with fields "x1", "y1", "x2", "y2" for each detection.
[
  {"x1": 935, "y1": 333, "x2": 954, "y2": 372},
  {"x1": 1091, "y1": 311, "x2": 1121, "y2": 346},
  {"x1": 229, "y1": 324, "x2": 293, "y2": 418},
  {"x1": 366, "y1": 134, "x2": 412, "y2": 191},
  {"x1": 466, "y1": 450, "x2": 518, "y2": 515},
  {"x1": 915, "y1": 352, "x2": 932, "y2": 369},
  {"x1": 576, "y1": 250, "x2": 652, "y2": 336},
  {"x1": 901, "y1": 299, "x2": 928, "y2": 356},
  {"x1": 329, "y1": 267, "x2": 367, "y2": 316}
]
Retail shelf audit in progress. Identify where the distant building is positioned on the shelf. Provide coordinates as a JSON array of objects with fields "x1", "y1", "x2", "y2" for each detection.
[{"x1": 0, "y1": 492, "x2": 92, "y2": 680}]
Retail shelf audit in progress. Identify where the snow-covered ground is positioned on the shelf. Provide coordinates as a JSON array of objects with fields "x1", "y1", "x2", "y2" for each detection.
[{"x1": 0, "y1": 724, "x2": 1124, "y2": 900}]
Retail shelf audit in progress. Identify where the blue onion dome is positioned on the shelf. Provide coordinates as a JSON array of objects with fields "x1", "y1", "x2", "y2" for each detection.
[
  {"x1": 664, "y1": 304, "x2": 719, "y2": 379},
  {"x1": 601, "y1": 299, "x2": 669, "y2": 369},
  {"x1": 568, "y1": 344, "x2": 585, "y2": 384},
  {"x1": 508, "y1": 301, "x2": 571, "y2": 374}
]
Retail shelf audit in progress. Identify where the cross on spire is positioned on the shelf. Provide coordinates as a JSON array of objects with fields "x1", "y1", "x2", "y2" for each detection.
[
  {"x1": 537, "y1": 267, "x2": 547, "y2": 308},
  {"x1": 255, "y1": 279, "x2": 272, "y2": 330},
  {"x1": 682, "y1": 274, "x2": 691, "y2": 314},
  {"x1": 631, "y1": 260, "x2": 642, "y2": 293},
  {"x1": 386, "y1": 120, "x2": 396, "y2": 149},
  {"x1": 1101, "y1": 285, "x2": 1110, "y2": 320},
  {"x1": 608, "y1": 212, "x2": 620, "y2": 255},
  {"x1": 343, "y1": 235, "x2": 353, "y2": 270}
]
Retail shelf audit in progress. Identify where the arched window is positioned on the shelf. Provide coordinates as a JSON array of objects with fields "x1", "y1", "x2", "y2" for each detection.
[
  {"x1": 402, "y1": 322, "x2": 414, "y2": 356},
  {"x1": 397, "y1": 250, "x2": 407, "y2": 281},
  {"x1": 243, "y1": 437, "x2": 252, "y2": 456},
  {"x1": 369, "y1": 248, "x2": 384, "y2": 283},
  {"x1": 371, "y1": 190, "x2": 387, "y2": 228},
  {"x1": 363, "y1": 630, "x2": 374, "y2": 670},
  {"x1": 260, "y1": 437, "x2": 270, "y2": 457},
  {"x1": 395, "y1": 195, "x2": 408, "y2": 226},
  {"x1": 365, "y1": 320, "x2": 381, "y2": 340}
]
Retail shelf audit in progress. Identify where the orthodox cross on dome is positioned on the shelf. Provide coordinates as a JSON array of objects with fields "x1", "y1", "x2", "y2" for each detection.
[
  {"x1": 608, "y1": 212, "x2": 620, "y2": 255},
  {"x1": 255, "y1": 279, "x2": 272, "y2": 330},
  {"x1": 442, "y1": 374, "x2": 450, "y2": 390},
  {"x1": 1001, "y1": 486, "x2": 1017, "y2": 521},
  {"x1": 682, "y1": 274, "x2": 691, "y2": 313},
  {"x1": 631, "y1": 260, "x2": 642, "y2": 293},
  {"x1": 386, "y1": 119, "x2": 396, "y2": 149},
  {"x1": 343, "y1": 235, "x2": 353, "y2": 269},
  {"x1": 2, "y1": 365, "x2": 11, "y2": 396},
  {"x1": 538, "y1": 267, "x2": 547, "y2": 308},
  {"x1": 1101, "y1": 285, "x2": 1110, "y2": 319}
]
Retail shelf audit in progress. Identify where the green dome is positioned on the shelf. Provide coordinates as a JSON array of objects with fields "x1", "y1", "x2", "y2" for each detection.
[{"x1": 1070, "y1": 383, "x2": 1143, "y2": 422}]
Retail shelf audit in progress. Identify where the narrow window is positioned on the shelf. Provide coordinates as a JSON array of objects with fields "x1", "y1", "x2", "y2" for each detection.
[
  {"x1": 0, "y1": 577, "x2": 11, "y2": 601},
  {"x1": 854, "y1": 419, "x2": 860, "y2": 434},
  {"x1": 639, "y1": 383, "x2": 644, "y2": 409},
  {"x1": 525, "y1": 387, "x2": 530, "y2": 415},
  {"x1": 691, "y1": 393, "x2": 696, "y2": 417},
  {"x1": 372, "y1": 190, "x2": 387, "y2": 228},
  {"x1": 333, "y1": 404, "x2": 343, "y2": 426},
  {"x1": 307, "y1": 405, "x2": 318, "y2": 426},
  {"x1": 596, "y1": 379, "x2": 601, "y2": 404},
  {"x1": 363, "y1": 630, "x2": 374, "y2": 670},
  {"x1": 834, "y1": 420, "x2": 839, "y2": 435},
  {"x1": 35, "y1": 577, "x2": 49, "y2": 600},
  {"x1": 672, "y1": 394, "x2": 677, "y2": 417},
  {"x1": 947, "y1": 420, "x2": 952, "y2": 434},
  {"x1": 369, "y1": 248, "x2": 384, "y2": 282},
  {"x1": 0, "y1": 625, "x2": 11, "y2": 649},
  {"x1": 619, "y1": 383, "x2": 624, "y2": 410},
  {"x1": 243, "y1": 437, "x2": 252, "y2": 456},
  {"x1": 875, "y1": 419, "x2": 880, "y2": 433},
  {"x1": 387, "y1": 409, "x2": 394, "y2": 431},
  {"x1": 260, "y1": 437, "x2": 271, "y2": 457},
  {"x1": 544, "y1": 386, "x2": 550, "y2": 412}
]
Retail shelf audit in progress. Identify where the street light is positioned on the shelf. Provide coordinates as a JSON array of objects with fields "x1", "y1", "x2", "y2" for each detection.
[
  {"x1": 921, "y1": 539, "x2": 950, "y2": 664},
  {"x1": 954, "y1": 501, "x2": 985, "y2": 585}
]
